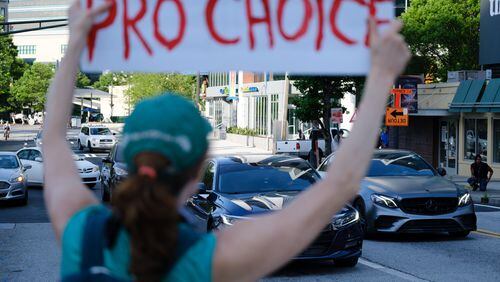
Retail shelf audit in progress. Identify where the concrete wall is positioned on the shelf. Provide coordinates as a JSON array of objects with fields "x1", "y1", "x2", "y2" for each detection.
[{"x1": 101, "y1": 85, "x2": 132, "y2": 119}]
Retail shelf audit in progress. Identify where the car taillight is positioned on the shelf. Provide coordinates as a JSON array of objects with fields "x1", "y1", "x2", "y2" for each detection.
[{"x1": 296, "y1": 143, "x2": 301, "y2": 150}]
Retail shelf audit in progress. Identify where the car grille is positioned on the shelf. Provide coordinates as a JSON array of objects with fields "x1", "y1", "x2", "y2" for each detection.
[
  {"x1": 399, "y1": 219, "x2": 463, "y2": 233},
  {"x1": 300, "y1": 227, "x2": 336, "y2": 257},
  {"x1": 0, "y1": 192, "x2": 8, "y2": 198},
  {"x1": 100, "y1": 139, "x2": 113, "y2": 143},
  {"x1": 83, "y1": 177, "x2": 97, "y2": 182},
  {"x1": 0, "y1": 181, "x2": 10, "y2": 189},
  {"x1": 78, "y1": 168, "x2": 94, "y2": 174},
  {"x1": 400, "y1": 197, "x2": 458, "y2": 215},
  {"x1": 375, "y1": 216, "x2": 405, "y2": 229}
]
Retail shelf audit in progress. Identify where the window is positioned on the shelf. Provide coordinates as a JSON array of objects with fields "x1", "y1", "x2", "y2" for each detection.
[
  {"x1": 17, "y1": 150, "x2": 30, "y2": 160},
  {"x1": 17, "y1": 45, "x2": 36, "y2": 55},
  {"x1": 28, "y1": 150, "x2": 42, "y2": 161},
  {"x1": 81, "y1": 127, "x2": 89, "y2": 135},
  {"x1": 254, "y1": 96, "x2": 268, "y2": 136},
  {"x1": 61, "y1": 44, "x2": 68, "y2": 54},
  {"x1": 493, "y1": 120, "x2": 500, "y2": 163},
  {"x1": 464, "y1": 119, "x2": 487, "y2": 161}
]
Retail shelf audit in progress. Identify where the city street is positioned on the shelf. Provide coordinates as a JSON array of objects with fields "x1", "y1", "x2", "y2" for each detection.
[{"x1": 1, "y1": 127, "x2": 500, "y2": 281}]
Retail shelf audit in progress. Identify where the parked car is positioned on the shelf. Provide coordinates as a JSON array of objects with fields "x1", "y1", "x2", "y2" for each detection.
[
  {"x1": 78, "y1": 124, "x2": 117, "y2": 152},
  {"x1": 16, "y1": 147, "x2": 100, "y2": 188},
  {"x1": 317, "y1": 150, "x2": 477, "y2": 237},
  {"x1": 0, "y1": 153, "x2": 30, "y2": 205},
  {"x1": 276, "y1": 128, "x2": 350, "y2": 158},
  {"x1": 187, "y1": 155, "x2": 363, "y2": 266},
  {"x1": 101, "y1": 144, "x2": 128, "y2": 202}
]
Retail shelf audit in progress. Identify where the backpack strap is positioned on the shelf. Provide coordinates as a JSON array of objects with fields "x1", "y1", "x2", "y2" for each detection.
[{"x1": 80, "y1": 208, "x2": 111, "y2": 272}]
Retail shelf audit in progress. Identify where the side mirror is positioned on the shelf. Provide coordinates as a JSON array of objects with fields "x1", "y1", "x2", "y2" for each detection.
[
  {"x1": 23, "y1": 164, "x2": 32, "y2": 170},
  {"x1": 102, "y1": 157, "x2": 113, "y2": 164},
  {"x1": 437, "y1": 168, "x2": 447, "y2": 177},
  {"x1": 198, "y1": 183, "x2": 208, "y2": 194},
  {"x1": 35, "y1": 157, "x2": 43, "y2": 162},
  {"x1": 112, "y1": 132, "x2": 117, "y2": 136}
]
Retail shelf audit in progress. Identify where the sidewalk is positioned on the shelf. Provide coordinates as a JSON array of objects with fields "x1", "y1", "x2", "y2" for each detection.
[
  {"x1": 1, "y1": 124, "x2": 41, "y2": 141},
  {"x1": 209, "y1": 139, "x2": 271, "y2": 156},
  {"x1": 449, "y1": 175, "x2": 500, "y2": 206}
]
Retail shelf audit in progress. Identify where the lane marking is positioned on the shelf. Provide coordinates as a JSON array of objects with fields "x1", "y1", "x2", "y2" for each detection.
[
  {"x1": 475, "y1": 204, "x2": 500, "y2": 210},
  {"x1": 359, "y1": 258, "x2": 429, "y2": 282},
  {"x1": 473, "y1": 229, "x2": 500, "y2": 239}
]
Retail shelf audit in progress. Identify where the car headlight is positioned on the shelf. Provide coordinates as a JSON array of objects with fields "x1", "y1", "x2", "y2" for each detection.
[
  {"x1": 220, "y1": 214, "x2": 249, "y2": 226},
  {"x1": 92, "y1": 166, "x2": 99, "y2": 173},
  {"x1": 91, "y1": 138, "x2": 98, "y2": 142},
  {"x1": 114, "y1": 167, "x2": 128, "y2": 176},
  {"x1": 371, "y1": 194, "x2": 398, "y2": 208},
  {"x1": 458, "y1": 192, "x2": 472, "y2": 207},
  {"x1": 332, "y1": 208, "x2": 359, "y2": 229},
  {"x1": 9, "y1": 175, "x2": 24, "y2": 183}
]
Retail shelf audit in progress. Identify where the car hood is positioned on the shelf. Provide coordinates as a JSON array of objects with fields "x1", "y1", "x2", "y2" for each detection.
[
  {"x1": 362, "y1": 176, "x2": 460, "y2": 197},
  {"x1": 218, "y1": 191, "x2": 302, "y2": 216},
  {"x1": 94, "y1": 135, "x2": 115, "y2": 139},
  {"x1": 0, "y1": 168, "x2": 21, "y2": 180},
  {"x1": 75, "y1": 160, "x2": 98, "y2": 169}
]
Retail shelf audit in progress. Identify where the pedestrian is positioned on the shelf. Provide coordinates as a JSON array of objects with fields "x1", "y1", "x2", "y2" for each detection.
[
  {"x1": 332, "y1": 130, "x2": 344, "y2": 152},
  {"x1": 380, "y1": 127, "x2": 389, "y2": 148},
  {"x1": 468, "y1": 155, "x2": 493, "y2": 192},
  {"x1": 298, "y1": 129, "x2": 305, "y2": 140},
  {"x1": 3, "y1": 122, "x2": 11, "y2": 141},
  {"x1": 41, "y1": 2, "x2": 410, "y2": 281},
  {"x1": 308, "y1": 137, "x2": 324, "y2": 169}
]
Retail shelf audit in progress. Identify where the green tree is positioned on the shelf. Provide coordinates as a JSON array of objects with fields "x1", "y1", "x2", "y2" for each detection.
[
  {"x1": 10, "y1": 63, "x2": 55, "y2": 112},
  {"x1": 127, "y1": 73, "x2": 195, "y2": 105},
  {"x1": 76, "y1": 72, "x2": 91, "y2": 88},
  {"x1": 92, "y1": 72, "x2": 130, "y2": 92},
  {"x1": 0, "y1": 34, "x2": 28, "y2": 112},
  {"x1": 401, "y1": 0, "x2": 480, "y2": 81},
  {"x1": 290, "y1": 76, "x2": 364, "y2": 155}
]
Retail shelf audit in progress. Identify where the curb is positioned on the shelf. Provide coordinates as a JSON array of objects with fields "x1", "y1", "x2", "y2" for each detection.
[{"x1": 471, "y1": 195, "x2": 500, "y2": 206}]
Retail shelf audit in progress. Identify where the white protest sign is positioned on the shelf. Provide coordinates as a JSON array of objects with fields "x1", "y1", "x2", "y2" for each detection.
[{"x1": 81, "y1": 0, "x2": 394, "y2": 74}]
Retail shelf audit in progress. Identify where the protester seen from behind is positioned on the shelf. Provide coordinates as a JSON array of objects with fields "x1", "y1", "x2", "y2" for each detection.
[
  {"x1": 468, "y1": 154, "x2": 493, "y2": 192},
  {"x1": 41, "y1": 1, "x2": 410, "y2": 281}
]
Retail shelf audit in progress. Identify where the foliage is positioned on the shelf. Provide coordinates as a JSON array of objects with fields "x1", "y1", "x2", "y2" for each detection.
[
  {"x1": 401, "y1": 0, "x2": 480, "y2": 81},
  {"x1": 127, "y1": 73, "x2": 196, "y2": 105},
  {"x1": 0, "y1": 34, "x2": 28, "y2": 112},
  {"x1": 290, "y1": 76, "x2": 365, "y2": 155},
  {"x1": 10, "y1": 63, "x2": 55, "y2": 112},
  {"x1": 76, "y1": 72, "x2": 91, "y2": 88},
  {"x1": 92, "y1": 72, "x2": 130, "y2": 92},
  {"x1": 227, "y1": 127, "x2": 258, "y2": 136}
]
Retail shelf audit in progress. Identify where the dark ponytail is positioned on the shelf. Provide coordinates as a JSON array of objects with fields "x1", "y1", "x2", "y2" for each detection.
[{"x1": 112, "y1": 153, "x2": 203, "y2": 282}]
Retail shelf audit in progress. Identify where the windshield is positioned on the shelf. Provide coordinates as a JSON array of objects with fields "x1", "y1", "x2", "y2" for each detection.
[
  {"x1": 218, "y1": 158, "x2": 320, "y2": 194},
  {"x1": 0, "y1": 155, "x2": 20, "y2": 169},
  {"x1": 114, "y1": 145, "x2": 125, "y2": 163},
  {"x1": 90, "y1": 128, "x2": 111, "y2": 135},
  {"x1": 367, "y1": 152, "x2": 435, "y2": 177}
]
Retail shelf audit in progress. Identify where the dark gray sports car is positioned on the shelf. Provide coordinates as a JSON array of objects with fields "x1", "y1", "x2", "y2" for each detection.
[{"x1": 317, "y1": 150, "x2": 477, "y2": 237}]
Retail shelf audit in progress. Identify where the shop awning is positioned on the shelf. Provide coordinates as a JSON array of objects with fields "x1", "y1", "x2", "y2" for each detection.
[
  {"x1": 449, "y1": 79, "x2": 486, "y2": 112},
  {"x1": 477, "y1": 79, "x2": 500, "y2": 113}
]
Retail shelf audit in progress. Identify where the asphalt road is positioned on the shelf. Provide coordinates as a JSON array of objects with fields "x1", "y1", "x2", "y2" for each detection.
[{"x1": 1, "y1": 134, "x2": 500, "y2": 281}]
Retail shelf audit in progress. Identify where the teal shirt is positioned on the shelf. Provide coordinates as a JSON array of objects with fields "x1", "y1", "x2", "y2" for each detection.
[{"x1": 61, "y1": 205, "x2": 217, "y2": 281}]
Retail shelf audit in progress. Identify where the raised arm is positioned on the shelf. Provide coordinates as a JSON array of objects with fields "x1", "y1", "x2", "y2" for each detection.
[
  {"x1": 213, "y1": 19, "x2": 411, "y2": 282},
  {"x1": 42, "y1": 1, "x2": 111, "y2": 241}
]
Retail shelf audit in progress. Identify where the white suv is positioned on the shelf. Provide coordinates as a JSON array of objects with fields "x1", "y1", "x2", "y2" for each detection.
[{"x1": 78, "y1": 125, "x2": 116, "y2": 152}]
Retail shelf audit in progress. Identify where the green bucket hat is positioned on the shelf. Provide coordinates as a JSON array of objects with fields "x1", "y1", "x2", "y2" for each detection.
[{"x1": 122, "y1": 94, "x2": 212, "y2": 173}]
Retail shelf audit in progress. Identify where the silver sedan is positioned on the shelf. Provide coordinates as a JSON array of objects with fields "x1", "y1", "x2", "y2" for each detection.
[
  {"x1": 318, "y1": 150, "x2": 476, "y2": 238},
  {"x1": 0, "y1": 153, "x2": 31, "y2": 205}
]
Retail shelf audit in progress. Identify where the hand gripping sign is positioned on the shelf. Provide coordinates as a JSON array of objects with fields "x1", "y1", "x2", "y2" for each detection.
[{"x1": 81, "y1": 0, "x2": 394, "y2": 74}]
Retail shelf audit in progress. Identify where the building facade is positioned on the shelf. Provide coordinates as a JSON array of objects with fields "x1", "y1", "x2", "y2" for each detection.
[
  {"x1": 204, "y1": 71, "x2": 356, "y2": 141},
  {"x1": 8, "y1": 0, "x2": 69, "y2": 63},
  {"x1": 0, "y1": 0, "x2": 8, "y2": 23}
]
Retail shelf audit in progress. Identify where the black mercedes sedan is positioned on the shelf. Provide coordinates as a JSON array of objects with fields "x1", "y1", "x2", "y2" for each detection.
[
  {"x1": 186, "y1": 155, "x2": 363, "y2": 267},
  {"x1": 101, "y1": 143, "x2": 128, "y2": 202},
  {"x1": 317, "y1": 150, "x2": 477, "y2": 237}
]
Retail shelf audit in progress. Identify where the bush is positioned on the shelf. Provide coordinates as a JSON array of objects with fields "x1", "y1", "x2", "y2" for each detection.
[{"x1": 227, "y1": 127, "x2": 257, "y2": 136}]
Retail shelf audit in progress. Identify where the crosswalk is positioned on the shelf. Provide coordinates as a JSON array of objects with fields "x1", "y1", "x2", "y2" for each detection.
[{"x1": 78, "y1": 153, "x2": 109, "y2": 158}]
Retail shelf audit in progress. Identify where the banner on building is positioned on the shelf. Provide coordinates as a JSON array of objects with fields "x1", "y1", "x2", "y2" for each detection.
[
  {"x1": 480, "y1": 0, "x2": 500, "y2": 65},
  {"x1": 395, "y1": 75, "x2": 423, "y2": 114},
  {"x1": 80, "y1": 0, "x2": 393, "y2": 74}
]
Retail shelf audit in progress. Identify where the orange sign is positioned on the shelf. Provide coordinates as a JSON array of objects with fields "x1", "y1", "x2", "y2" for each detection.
[
  {"x1": 385, "y1": 107, "x2": 409, "y2": 127},
  {"x1": 391, "y1": 88, "x2": 413, "y2": 95}
]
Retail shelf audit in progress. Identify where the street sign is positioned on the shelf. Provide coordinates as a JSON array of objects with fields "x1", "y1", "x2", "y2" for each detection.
[
  {"x1": 385, "y1": 107, "x2": 409, "y2": 127},
  {"x1": 331, "y1": 108, "x2": 343, "y2": 124},
  {"x1": 391, "y1": 88, "x2": 413, "y2": 108}
]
